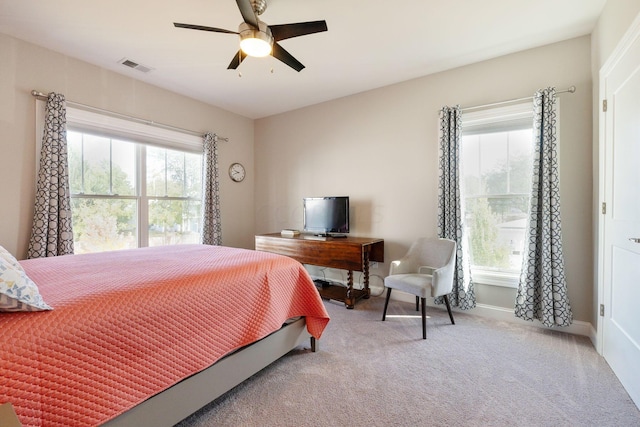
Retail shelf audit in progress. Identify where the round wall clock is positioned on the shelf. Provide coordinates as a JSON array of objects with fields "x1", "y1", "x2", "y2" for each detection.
[{"x1": 229, "y1": 162, "x2": 246, "y2": 182}]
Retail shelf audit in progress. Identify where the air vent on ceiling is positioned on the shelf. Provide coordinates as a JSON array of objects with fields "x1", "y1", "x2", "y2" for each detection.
[{"x1": 118, "y1": 58, "x2": 154, "y2": 73}]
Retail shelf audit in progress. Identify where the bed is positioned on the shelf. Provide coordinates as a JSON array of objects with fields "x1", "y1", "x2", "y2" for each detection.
[{"x1": 0, "y1": 244, "x2": 330, "y2": 426}]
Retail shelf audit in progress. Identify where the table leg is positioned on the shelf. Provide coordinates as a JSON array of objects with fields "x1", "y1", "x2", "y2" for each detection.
[
  {"x1": 345, "y1": 270, "x2": 355, "y2": 309},
  {"x1": 363, "y1": 251, "x2": 371, "y2": 299}
]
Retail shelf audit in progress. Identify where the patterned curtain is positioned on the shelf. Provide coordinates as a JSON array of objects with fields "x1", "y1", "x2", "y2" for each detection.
[
  {"x1": 436, "y1": 106, "x2": 475, "y2": 310},
  {"x1": 201, "y1": 132, "x2": 222, "y2": 246},
  {"x1": 27, "y1": 93, "x2": 74, "y2": 258},
  {"x1": 515, "y1": 88, "x2": 572, "y2": 327}
]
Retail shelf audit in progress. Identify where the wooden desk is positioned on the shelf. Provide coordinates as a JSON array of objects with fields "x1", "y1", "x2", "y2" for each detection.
[{"x1": 255, "y1": 233, "x2": 384, "y2": 309}]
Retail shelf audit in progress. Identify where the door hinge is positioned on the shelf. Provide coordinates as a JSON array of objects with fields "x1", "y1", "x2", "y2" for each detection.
[
  {"x1": 602, "y1": 202, "x2": 606, "y2": 214},
  {"x1": 600, "y1": 304, "x2": 605, "y2": 316},
  {"x1": 602, "y1": 99, "x2": 607, "y2": 112}
]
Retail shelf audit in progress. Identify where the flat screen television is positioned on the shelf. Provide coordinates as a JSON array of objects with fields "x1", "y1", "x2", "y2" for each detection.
[{"x1": 303, "y1": 196, "x2": 349, "y2": 236}]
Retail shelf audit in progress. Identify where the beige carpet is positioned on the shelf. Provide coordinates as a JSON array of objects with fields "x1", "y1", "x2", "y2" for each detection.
[{"x1": 177, "y1": 296, "x2": 640, "y2": 427}]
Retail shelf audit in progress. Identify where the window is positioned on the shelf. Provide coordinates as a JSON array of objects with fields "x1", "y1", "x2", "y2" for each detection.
[
  {"x1": 460, "y1": 103, "x2": 534, "y2": 287},
  {"x1": 60, "y1": 107, "x2": 203, "y2": 254}
]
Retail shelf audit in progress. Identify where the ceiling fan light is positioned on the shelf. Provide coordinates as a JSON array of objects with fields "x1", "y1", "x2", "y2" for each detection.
[
  {"x1": 240, "y1": 37, "x2": 272, "y2": 57},
  {"x1": 239, "y1": 22, "x2": 273, "y2": 57}
]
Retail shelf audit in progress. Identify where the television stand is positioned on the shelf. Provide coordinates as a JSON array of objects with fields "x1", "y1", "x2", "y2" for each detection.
[{"x1": 255, "y1": 233, "x2": 384, "y2": 309}]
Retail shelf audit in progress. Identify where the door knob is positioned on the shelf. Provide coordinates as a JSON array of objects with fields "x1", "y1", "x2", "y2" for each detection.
[{"x1": 630, "y1": 238, "x2": 640, "y2": 243}]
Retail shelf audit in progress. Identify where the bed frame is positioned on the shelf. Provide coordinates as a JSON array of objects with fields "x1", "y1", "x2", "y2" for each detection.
[{"x1": 104, "y1": 317, "x2": 316, "y2": 427}]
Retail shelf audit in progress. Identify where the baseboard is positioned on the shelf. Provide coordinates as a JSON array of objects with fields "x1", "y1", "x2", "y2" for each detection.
[
  {"x1": 471, "y1": 303, "x2": 594, "y2": 338},
  {"x1": 389, "y1": 290, "x2": 595, "y2": 339}
]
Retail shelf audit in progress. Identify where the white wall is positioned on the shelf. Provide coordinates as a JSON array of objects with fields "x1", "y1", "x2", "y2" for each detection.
[
  {"x1": 0, "y1": 33, "x2": 256, "y2": 259},
  {"x1": 255, "y1": 36, "x2": 594, "y2": 322}
]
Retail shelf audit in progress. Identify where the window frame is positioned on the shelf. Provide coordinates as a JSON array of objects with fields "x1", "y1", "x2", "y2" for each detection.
[
  {"x1": 460, "y1": 102, "x2": 535, "y2": 288},
  {"x1": 36, "y1": 100, "x2": 204, "y2": 252}
]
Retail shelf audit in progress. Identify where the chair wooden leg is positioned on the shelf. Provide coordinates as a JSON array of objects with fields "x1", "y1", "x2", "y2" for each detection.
[
  {"x1": 444, "y1": 294, "x2": 455, "y2": 325},
  {"x1": 382, "y1": 288, "x2": 392, "y2": 321},
  {"x1": 415, "y1": 296, "x2": 419, "y2": 311},
  {"x1": 421, "y1": 297, "x2": 427, "y2": 339}
]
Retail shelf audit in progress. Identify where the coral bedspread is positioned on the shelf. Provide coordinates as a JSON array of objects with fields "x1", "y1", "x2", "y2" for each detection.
[{"x1": 0, "y1": 245, "x2": 329, "y2": 427}]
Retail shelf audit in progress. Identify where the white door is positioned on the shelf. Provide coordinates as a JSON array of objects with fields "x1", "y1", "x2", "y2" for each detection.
[{"x1": 601, "y1": 18, "x2": 640, "y2": 409}]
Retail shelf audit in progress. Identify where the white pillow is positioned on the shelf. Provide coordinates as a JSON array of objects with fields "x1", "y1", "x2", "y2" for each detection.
[{"x1": 0, "y1": 246, "x2": 53, "y2": 312}]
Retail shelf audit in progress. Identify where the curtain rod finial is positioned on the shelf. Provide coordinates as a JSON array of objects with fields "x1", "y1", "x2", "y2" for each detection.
[{"x1": 568, "y1": 85, "x2": 576, "y2": 93}]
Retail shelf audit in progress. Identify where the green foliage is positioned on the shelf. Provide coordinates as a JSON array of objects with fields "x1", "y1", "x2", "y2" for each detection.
[
  {"x1": 68, "y1": 133, "x2": 202, "y2": 253},
  {"x1": 484, "y1": 154, "x2": 532, "y2": 195},
  {"x1": 71, "y1": 198, "x2": 136, "y2": 253},
  {"x1": 148, "y1": 199, "x2": 201, "y2": 246},
  {"x1": 466, "y1": 198, "x2": 510, "y2": 269}
]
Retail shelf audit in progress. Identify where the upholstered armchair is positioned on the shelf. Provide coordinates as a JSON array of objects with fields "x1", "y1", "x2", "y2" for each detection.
[{"x1": 382, "y1": 237, "x2": 456, "y2": 339}]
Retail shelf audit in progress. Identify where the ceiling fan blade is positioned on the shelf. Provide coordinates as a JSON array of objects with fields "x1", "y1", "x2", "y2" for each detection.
[
  {"x1": 271, "y1": 42, "x2": 305, "y2": 72},
  {"x1": 174, "y1": 22, "x2": 238, "y2": 34},
  {"x1": 235, "y1": 0, "x2": 259, "y2": 28},
  {"x1": 227, "y1": 50, "x2": 248, "y2": 70},
  {"x1": 269, "y1": 21, "x2": 328, "y2": 41}
]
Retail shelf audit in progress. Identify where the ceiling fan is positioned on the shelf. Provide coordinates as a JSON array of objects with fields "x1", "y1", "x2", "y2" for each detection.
[{"x1": 174, "y1": 0, "x2": 327, "y2": 72}]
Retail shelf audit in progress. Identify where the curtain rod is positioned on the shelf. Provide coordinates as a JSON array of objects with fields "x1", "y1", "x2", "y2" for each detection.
[
  {"x1": 30, "y1": 90, "x2": 229, "y2": 142},
  {"x1": 460, "y1": 85, "x2": 576, "y2": 113}
]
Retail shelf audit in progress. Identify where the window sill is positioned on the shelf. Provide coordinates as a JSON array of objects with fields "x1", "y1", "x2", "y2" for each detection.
[{"x1": 471, "y1": 269, "x2": 519, "y2": 288}]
